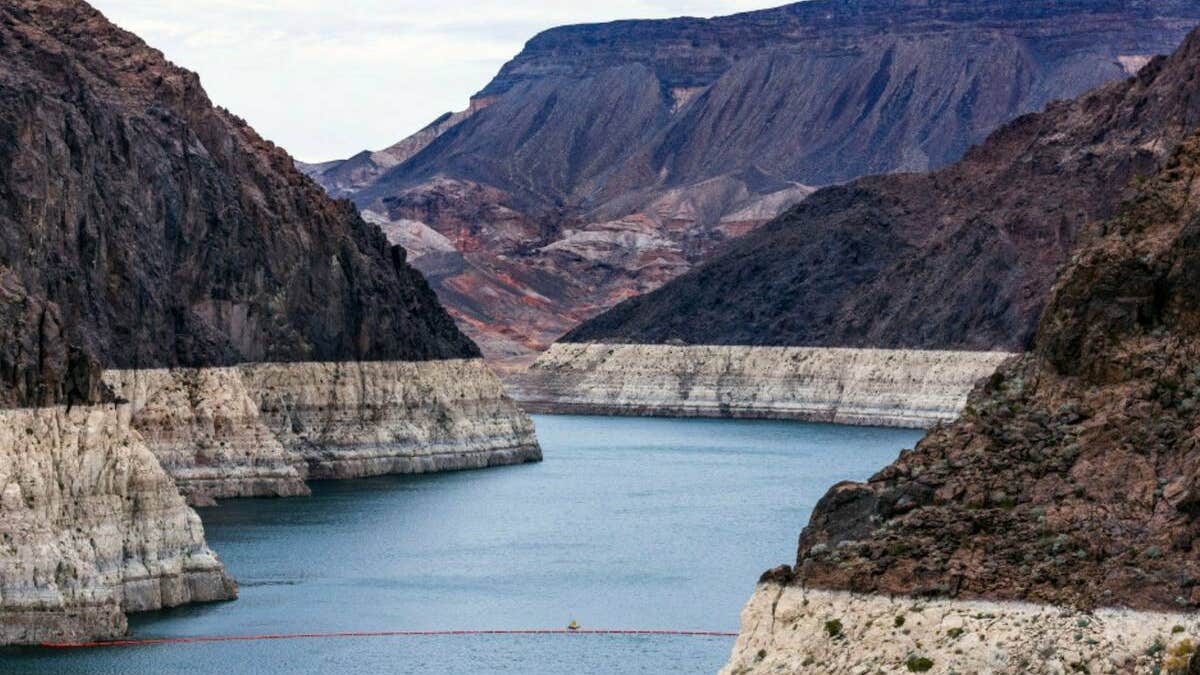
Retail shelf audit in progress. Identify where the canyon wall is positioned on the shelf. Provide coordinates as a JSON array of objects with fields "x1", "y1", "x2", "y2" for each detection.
[
  {"x1": 0, "y1": 0, "x2": 541, "y2": 645},
  {"x1": 102, "y1": 367, "x2": 310, "y2": 504},
  {"x1": 105, "y1": 360, "x2": 540, "y2": 503},
  {"x1": 508, "y1": 344, "x2": 1014, "y2": 428},
  {"x1": 241, "y1": 360, "x2": 540, "y2": 480},
  {"x1": 0, "y1": 405, "x2": 236, "y2": 645}
]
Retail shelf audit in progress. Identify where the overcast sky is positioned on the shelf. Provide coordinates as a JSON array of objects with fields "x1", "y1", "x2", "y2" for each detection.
[{"x1": 88, "y1": 1, "x2": 775, "y2": 162}]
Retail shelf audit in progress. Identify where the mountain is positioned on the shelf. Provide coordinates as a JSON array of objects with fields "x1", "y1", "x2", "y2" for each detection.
[
  {"x1": 793, "y1": 129, "x2": 1200, "y2": 612},
  {"x1": 307, "y1": 0, "x2": 1200, "y2": 366},
  {"x1": 568, "y1": 18, "x2": 1200, "y2": 353},
  {"x1": 0, "y1": 0, "x2": 477, "y2": 375},
  {"x1": 723, "y1": 29, "x2": 1200, "y2": 675},
  {"x1": 0, "y1": 0, "x2": 537, "y2": 644}
]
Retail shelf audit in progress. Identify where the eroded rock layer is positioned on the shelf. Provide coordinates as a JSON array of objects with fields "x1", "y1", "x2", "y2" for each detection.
[
  {"x1": 723, "y1": 584, "x2": 1199, "y2": 675},
  {"x1": 102, "y1": 368, "x2": 310, "y2": 504},
  {"x1": 103, "y1": 361, "x2": 541, "y2": 500},
  {"x1": 0, "y1": 405, "x2": 236, "y2": 645},
  {"x1": 508, "y1": 344, "x2": 1014, "y2": 428},
  {"x1": 242, "y1": 360, "x2": 540, "y2": 480}
]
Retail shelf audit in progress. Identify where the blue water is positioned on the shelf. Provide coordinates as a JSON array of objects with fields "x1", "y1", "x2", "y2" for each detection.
[{"x1": 2, "y1": 415, "x2": 921, "y2": 674}]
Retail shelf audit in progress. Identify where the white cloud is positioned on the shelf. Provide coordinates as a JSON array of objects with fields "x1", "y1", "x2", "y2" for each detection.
[{"x1": 88, "y1": 0, "x2": 776, "y2": 161}]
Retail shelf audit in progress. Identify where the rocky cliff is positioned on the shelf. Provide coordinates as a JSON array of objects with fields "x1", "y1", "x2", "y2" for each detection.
[
  {"x1": 0, "y1": 0, "x2": 540, "y2": 491},
  {"x1": 0, "y1": 404, "x2": 236, "y2": 645},
  {"x1": 309, "y1": 0, "x2": 1200, "y2": 365},
  {"x1": 0, "y1": 0, "x2": 476, "y2": 369},
  {"x1": 722, "y1": 95, "x2": 1200, "y2": 675},
  {"x1": 243, "y1": 360, "x2": 540, "y2": 480},
  {"x1": 508, "y1": 344, "x2": 1014, "y2": 428},
  {"x1": 101, "y1": 368, "x2": 310, "y2": 505},
  {"x1": 0, "y1": 0, "x2": 539, "y2": 645},
  {"x1": 102, "y1": 360, "x2": 539, "y2": 504}
]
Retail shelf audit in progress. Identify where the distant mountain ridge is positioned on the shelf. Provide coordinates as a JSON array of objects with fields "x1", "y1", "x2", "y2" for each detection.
[
  {"x1": 566, "y1": 21, "x2": 1200, "y2": 352},
  {"x1": 307, "y1": 0, "x2": 1200, "y2": 366}
]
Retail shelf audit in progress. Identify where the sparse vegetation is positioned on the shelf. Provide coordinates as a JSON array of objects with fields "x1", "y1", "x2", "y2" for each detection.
[
  {"x1": 905, "y1": 655, "x2": 934, "y2": 672},
  {"x1": 824, "y1": 619, "x2": 843, "y2": 637},
  {"x1": 1163, "y1": 639, "x2": 1196, "y2": 674}
]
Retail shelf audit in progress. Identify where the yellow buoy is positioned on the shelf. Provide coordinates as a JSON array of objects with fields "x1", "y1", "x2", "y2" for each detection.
[{"x1": 567, "y1": 620, "x2": 580, "y2": 631}]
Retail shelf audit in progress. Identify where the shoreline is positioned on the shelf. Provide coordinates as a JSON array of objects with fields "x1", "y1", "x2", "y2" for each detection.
[
  {"x1": 508, "y1": 344, "x2": 1017, "y2": 429},
  {"x1": 723, "y1": 583, "x2": 1200, "y2": 674}
]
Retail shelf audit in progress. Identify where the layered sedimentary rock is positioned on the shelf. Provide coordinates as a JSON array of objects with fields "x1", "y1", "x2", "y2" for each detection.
[
  {"x1": 508, "y1": 344, "x2": 1014, "y2": 428},
  {"x1": 102, "y1": 368, "x2": 310, "y2": 505},
  {"x1": 241, "y1": 360, "x2": 540, "y2": 480},
  {"x1": 103, "y1": 361, "x2": 540, "y2": 501},
  {"x1": 724, "y1": 585, "x2": 1200, "y2": 675},
  {"x1": 0, "y1": 405, "x2": 236, "y2": 645},
  {"x1": 722, "y1": 74, "x2": 1200, "y2": 675},
  {"x1": 308, "y1": 0, "x2": 1200, "y2": 364}
]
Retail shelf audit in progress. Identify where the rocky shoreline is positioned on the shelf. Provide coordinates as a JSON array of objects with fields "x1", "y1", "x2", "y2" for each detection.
[
  {"x1": 724, "y1": 583, "x2": 1200, "y2": 674},
  {"x1": 106, "y1": 359, "x2": 541, "y2": 504},
  {"x1": 0, "y1": 405, "x2": 237, "y2": 646},
  {"x1": 508, "y1": 344, "x2": 1015, "y2": 428}
]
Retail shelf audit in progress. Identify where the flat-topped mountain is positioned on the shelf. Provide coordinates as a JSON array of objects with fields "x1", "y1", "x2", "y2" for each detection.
[
  {"x1": 307, "y1": 0, "x2": 1200, "y2": 365},
  {"x1": 569, "y1": 20, "x2": 1200, "y2": 353}
]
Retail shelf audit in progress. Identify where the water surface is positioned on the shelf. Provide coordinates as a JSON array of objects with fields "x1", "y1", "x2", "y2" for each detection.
[{"x1": 3, "y1": 415, "x2": 921, "y2": 674}]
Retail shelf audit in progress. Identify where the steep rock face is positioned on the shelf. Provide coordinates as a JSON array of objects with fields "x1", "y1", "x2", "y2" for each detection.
[
  {"x1": 310, "y1": 0, "x2": 1200, "y2": 363},
  {"x1": 508, "y1": 344, "x2": 1014, "y2": 428},
  {"x1": 568, "y1": 24, "x2": 1200, "y2": 353},
  {"x1": 0, "y1": 405, "x2": 236, "y2": 645},
  {"x1": 102, "y1": 368, "x2": 310, "y2": 505},
  {"x1": 242, "y1": 360, "x2": 540, "y2": 480},
  {"x1": 788, "y1": 129, "x2": 1200, "y2": 614},
  {"x1": 104, "y1": 362, "x2": 541, "y2": 502},
  {"x1": 0, "y1": 0, "x2": 477, "y2": 369}
]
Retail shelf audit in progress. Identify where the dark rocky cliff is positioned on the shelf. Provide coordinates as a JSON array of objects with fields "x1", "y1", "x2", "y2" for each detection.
[
  {"x1": 309, "y1": 0, "x2": 1200, "y2": 365},
  {"x1": 789, "y1": 125, "x2": 1200, "y2": 612},
  {"x1": 0, "y1": 0, "x2": 477, "y2": 406},
  {"x1": 569, "y1": 25, "x2": 1200, "y2": 352}
]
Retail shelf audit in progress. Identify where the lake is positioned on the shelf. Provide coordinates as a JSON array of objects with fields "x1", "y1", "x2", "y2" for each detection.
[{"x1": 3, "y1": 415, "x2": 922, "y2": 674}]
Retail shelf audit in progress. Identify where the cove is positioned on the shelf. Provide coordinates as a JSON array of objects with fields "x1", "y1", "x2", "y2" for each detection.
[{"x1": 3, "y1": 415, "x2": 921, "y2": 674}]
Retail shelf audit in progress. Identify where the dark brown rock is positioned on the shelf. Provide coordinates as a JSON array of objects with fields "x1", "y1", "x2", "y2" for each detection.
[
  {"x1": 0, "y1": 0, "x2": 477, "y2": 406},
  {"x1": 791, "y1": 128, "x2": 1200, "y2": 612}
]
